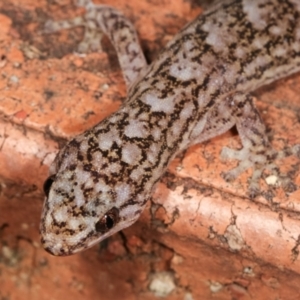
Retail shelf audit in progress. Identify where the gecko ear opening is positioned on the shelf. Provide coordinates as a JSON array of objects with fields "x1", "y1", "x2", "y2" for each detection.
[
  {"x1": 43, "y1": 175, "x2": 56, "y2": 197},
  {"x1": 95, "y1": 207, "x2": 120, "y2": 233}
]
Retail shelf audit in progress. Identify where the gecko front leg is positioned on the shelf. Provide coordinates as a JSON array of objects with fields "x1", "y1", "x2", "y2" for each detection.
[
  {"x1": 44, "y1": 0, "x2": 147, "y2": 89},
  {"x1": 220, "y1": 93, "x2": 300, "y2": 198}
]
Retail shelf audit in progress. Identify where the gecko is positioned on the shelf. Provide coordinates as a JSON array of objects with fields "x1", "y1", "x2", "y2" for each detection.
[{"x1": 41, "y1": 0, "x2": 300, "y2": 256}]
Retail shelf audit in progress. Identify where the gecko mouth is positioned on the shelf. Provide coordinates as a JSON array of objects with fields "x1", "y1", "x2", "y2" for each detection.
[
  {"x1": 41, "y1": 234, "x2": 92, "y2": 256},
  {"x1": 40, "y1": 222, "x2": 117, "y2": 256},
  {"x1": 42, "y1": 240, "x2": 73, "y2": 256},
  {"x1": 41, "y1": 237, "x2": 80, "y2": 256}
]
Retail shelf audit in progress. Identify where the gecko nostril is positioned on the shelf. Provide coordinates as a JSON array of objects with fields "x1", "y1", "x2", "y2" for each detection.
[{"x1": 43, "y1": 175, "x2": 56, "y2": 197}]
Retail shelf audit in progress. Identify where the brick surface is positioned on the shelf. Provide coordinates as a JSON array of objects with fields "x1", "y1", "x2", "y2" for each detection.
[{"x1": 1, "y1": 1, "x2": 300, "y2": 299}]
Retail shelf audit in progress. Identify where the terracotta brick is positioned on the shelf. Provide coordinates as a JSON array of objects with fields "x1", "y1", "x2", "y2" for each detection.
[{"x1": 1, "y1": 0, "x2": 300, "y2": 299}]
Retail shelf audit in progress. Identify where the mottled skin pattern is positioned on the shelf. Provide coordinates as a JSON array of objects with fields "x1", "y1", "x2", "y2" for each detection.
[{"x1": 41, "y1": 0, "x2": 300, "y2": 256}]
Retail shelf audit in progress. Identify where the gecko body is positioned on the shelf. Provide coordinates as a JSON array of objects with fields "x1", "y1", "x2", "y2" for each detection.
[{"x1": 41, "y1": 0, "x2": 300, "y2": 255}]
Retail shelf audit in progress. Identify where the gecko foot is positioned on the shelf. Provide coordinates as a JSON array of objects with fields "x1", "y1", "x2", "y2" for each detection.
[{"x1": 220, "y1": 144, "x2": 300, "y2": 198}]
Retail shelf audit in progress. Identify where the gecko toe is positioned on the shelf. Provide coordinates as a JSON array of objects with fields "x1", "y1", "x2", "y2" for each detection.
[
  {"x1": 280, "y1": 177, "x2": 297, "y2": 193},
  {"x1": 248, "y1": 185, "x2": 260, "y2": 199},
  {"x1": 221, "y1": 170, "x2": 237, "y2": 182},
  {"x1": 292, "y1": 144, "x2": 300, "y2": 158}
]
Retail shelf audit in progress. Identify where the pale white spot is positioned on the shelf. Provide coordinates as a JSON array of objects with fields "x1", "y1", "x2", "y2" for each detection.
[
  {"x1": 130, "y1": 166, "x2": 144, "y2": 181},
  {"x1": 61, "y1": 151, "x2": 77, "y2": 171},
  {"x1": 128, "y1": 42, "x2": 139, "y2": 56},
  {"x1": 180, "y1": 102, "x2": 194, "y2": 120},
  {"x1": 147, "y1": 143, "x2": 160, "y2": 164},
  {"x1": 68, "y1": 218, "x2": 81, "y2": 230},
  {"x1": 74, "y1": 185, "x2": 85, "y2": 207},
  {"x1": 207, "y1": 71, "x2": 224, "y2": 94},
  {"x1": 121, "y1": 143, "x2": 141, "y2": 165},
  {"x1": 190, "y1": 117, "x2": 207, "y2": 140},
  {"x1": 155, "y1": 80, "x2": 166, "y2": 90},
  {"x1": 52, "y1": 206, "x2": 68, "y2": 223},
  {"x1": 197, "y1": 93, "x2": 209, "y2": 107},
  {"x1": 269, "y1": 25, "x2": 283, "y2": 36},
  {"x1": 76, "y1": 169, "x2": 91, "y2": 184},
  {"x1": 224, "y1": 62, "x2": 239, "y2": 85},
  {"x1": 169, "y1": 64, "x2": 188, "y2": 80},
  {"x1": 183, "y1": 40, "x2": 196, "y2": 52},
  {"x1": 162, "y1": 38, "x2": 203, "y2": 81},
  {"x1": 55, "y1": 174, "x2": 73, "y2": 195},
  {"x1": 169, "y1": 63, "x2": 200, "y2": 81},
  {"x1": 124, "y1": 119, "x2": 148, "y2": 138},
  {"x1": 138, "y1": 112, "x2": 149, "y2": 121},
  {"x1": 82, "y1": 177, "x2": 95, "y2": 189},
  {"x1": 272, "y1": 45, "x2": 287, "y2": 57},
  {"x1": 109, "y1": 113, "x2": 122, "y2": 124},
  {"x1": 143, "y1": 93, "x2": 175, "y2": 114},
  {"x1": 158, "y1": 118, "x2": 168, "y2": 128},
  {"x1": 107, "y1": 162, "x2": 121, "y2": 174},
  {"x1": 201, "y1": 52, "x2": 216, "y2": 66},
  {"x1": 48, "y1": 192, "x2": 63, "y2": 208},
  {"x1": 171, "y1": 121, "x2": 182, "y2": 137},
  {"x1": 203, "y1": 10, "x2": 237, "y2": 54},
  {"x1": 243, "y1": 55, "x2": 271, "y2": 77},
  {"x1": 93, "y1": 151, "x2": 104, "y2": 172},
  {"x1": 167, "y1": 120, "x2": 182, "y2": 147},
  {"x1": 243, "y1": 0, "x2": 268, "y2": 30},
  {"x1": 252, "y1": 35, "x2": 269, "y2": 49},
  {"x1": 79, "y1": 140, "x2": 89, "y2": 152},
  {"x1": 120, "y1": 203, "x2": 142, "y2": 220},
  {"x1": 97, "y1": 127, "x2": 122, "y2": 150},
  {"x1": 235, "y1": 46, "x2": 247, "y2": 59},
  {"x1": 94, "y1": 179, "x2": 110, "y2": 193},
  {"x1": 98, "y1": 132, "x2": 114, "y2": 150},
  {"x1": 115, "y1": 183, "x2": 131, "y2": 204},
  {"x1": 205, "y1": 30, "x2": 228, "y2": 53},
  {"x1": 73, "y1": 170, "x2": 93, "y2": 206},
  {"x1": 151, "y1": 127, "x2": 161, "y2": 141}
]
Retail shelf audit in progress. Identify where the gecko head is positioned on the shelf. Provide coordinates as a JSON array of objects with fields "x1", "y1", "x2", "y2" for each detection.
[{"x1": 40, "y1": 138, "x2": 148, "y2": 256}]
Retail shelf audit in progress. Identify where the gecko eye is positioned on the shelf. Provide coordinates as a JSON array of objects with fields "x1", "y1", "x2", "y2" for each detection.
[
  {"x1": 95, "y1": 207, "x2": 120, "y2": 233},
  {"x1": 43, "y1": 175, "x2": 56, "y2": 197}
]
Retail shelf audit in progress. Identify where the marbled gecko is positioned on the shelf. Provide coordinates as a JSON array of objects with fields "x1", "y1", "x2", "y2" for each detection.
[{"x1": 41, "y1": 0, "x2": 300, "y2": 256}]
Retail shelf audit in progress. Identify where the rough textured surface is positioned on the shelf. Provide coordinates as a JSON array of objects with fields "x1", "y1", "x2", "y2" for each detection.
[
  {"x1": 1, "y1": 0, "x2": 300, "y2": 299},
  {"x1": 41, "y1": 0, "x2": 300, "y2": 256}
]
